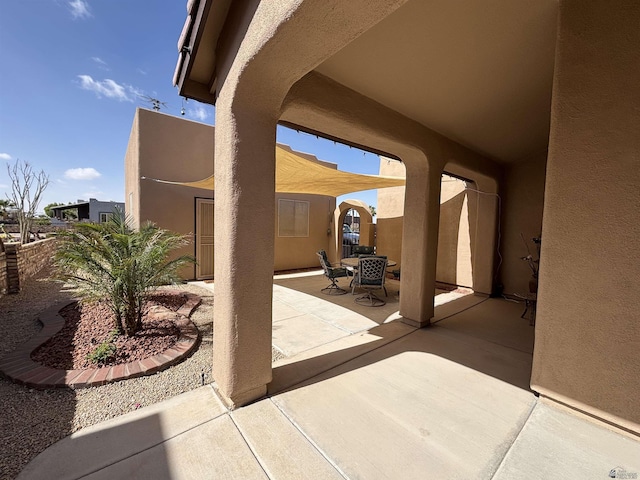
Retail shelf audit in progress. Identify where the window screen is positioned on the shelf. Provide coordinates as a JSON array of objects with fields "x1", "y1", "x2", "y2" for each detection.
[{"x1": 278, "y1": 199, "x2": 309, "y2": 237}]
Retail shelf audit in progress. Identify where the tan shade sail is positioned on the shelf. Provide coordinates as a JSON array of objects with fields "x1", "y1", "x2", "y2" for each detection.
[{"x1": 143, "y1": 145, "x2": 405, "y2": 196}]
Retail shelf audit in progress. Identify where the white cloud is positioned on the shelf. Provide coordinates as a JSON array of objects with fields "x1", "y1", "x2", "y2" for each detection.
[
  {"x1": 137, "y1": 68, "x2": 147, "y2": 76},
  {"x1": 0, "y1": 184, "x2": 8, "y2": 189},
  {"x1": 77, "y1": 75, "x2": 138, "y2": 102},
  {"x1": 129, "y1": 85, "x2": 144, "y2": 99},
  {"x1": 0, "y1": 153, "x2": 11, "y2": 161},
  {"x1": 69, "y1": 0, "x2": 91, "y2": 19},
  {"x1": 91, "y1": 57, "x2": 109, "y2": 70},
  {"x1": 83, "y1": 190, "x2": 104, "y2": 199},
  {"x1": 64, "y1": 168, "x2": 102, "y2": 180},
  {"x1": 190, "y1": 104, "x2": 210, "y2": 122}
]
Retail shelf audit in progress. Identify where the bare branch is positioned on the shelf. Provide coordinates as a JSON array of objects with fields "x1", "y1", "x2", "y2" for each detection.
[{"x1": 6, "y1": 159, "x2": 50, "y2": 244}]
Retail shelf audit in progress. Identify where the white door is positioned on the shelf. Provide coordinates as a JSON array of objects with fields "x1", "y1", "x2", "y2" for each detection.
[{"x1": 196, "y1": 198, "x2": 214, "y2": 280}]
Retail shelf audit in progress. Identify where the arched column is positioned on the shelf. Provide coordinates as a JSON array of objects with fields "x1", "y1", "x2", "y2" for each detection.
[
  {"x1": 282, "y1": 72, "x2": 501, "y2": 325},
  {"x1": 399, "y1": 156, "x2": 444, "y2": 326},
  {"x1": 209, "y1": 0, "x2": 408, "y2": 407},
  {"x1": 213, "y1": 93, "x2": 279, "y2": 407}
]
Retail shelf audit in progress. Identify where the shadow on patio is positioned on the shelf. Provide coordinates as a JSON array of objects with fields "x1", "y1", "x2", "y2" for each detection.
[{"x1": 268, "y1": 270, "x2": 535, "y2": 395}]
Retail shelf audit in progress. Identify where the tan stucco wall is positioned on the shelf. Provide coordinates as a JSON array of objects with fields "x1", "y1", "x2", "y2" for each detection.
[
  {"x1": 377, "y1": 159, "x2": 474, "y2": 287},
  {"x1": 531, "y1": 0, "x2": 640, "y2": 432},
  {"x1": 124, "y1": 108, "x2": 335, "y2": 278},
  {"x1": 500, "y1": 152, "x2": 547, "y2": 295},
  {"x1": 438, "y1": 176, "x2": 473, "y2": 287},
  {"x1": 274, "y1": 193, "x2": 334, "y2": 271},
  {"x1": 376, "y1": 158, "x2": 405, "y2": 269},
  {"x1": 123, "y1": 115, "x2": 140, "y2": 228},
  {"x1": 272, "y1": 145, "x2": 336, "y2": 270},
  {"x1": 125, "y1": 108, "x2": 214, "y2": 279}
]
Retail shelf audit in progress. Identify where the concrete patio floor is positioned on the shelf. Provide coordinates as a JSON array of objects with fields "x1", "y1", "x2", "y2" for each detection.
[{"x1": 18, "y1": 272, "x2": 640, "y2": 479}]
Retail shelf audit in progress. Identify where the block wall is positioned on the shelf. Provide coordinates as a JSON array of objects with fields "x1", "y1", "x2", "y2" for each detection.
[{"x1": 1, "y1": 238, "x2": 57, "y2": 295}]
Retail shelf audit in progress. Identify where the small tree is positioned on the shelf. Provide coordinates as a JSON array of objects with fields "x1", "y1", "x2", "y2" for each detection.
[
  {"x1": 6, "y1": 160, "x2": 49, "y2": 244},
  {"x1": 44, "y1": 202, "x2": 64, "y2": 217},
  {"x1": 54, "y1": 209, "x2": 195, "y2": 336}
]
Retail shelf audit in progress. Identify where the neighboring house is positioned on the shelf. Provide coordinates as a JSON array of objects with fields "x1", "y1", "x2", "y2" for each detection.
[
  {"x1": 174, "y1": 0, "x2": 640, "y2": 438},
  {"x1": 50, "y1": 199, "x2": 125, "y2": 223},
  {"x1": 124, "y1": 108, "x2": 336, "y2": 280}
]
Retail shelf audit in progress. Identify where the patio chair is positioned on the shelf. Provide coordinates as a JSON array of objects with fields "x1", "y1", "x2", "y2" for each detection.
[
  {"x1": 352, "y1": 256, "x2": 388, "y2": 306},
  {"x1": 317, "y1": 250, "x2": 351, "y2": 295}
]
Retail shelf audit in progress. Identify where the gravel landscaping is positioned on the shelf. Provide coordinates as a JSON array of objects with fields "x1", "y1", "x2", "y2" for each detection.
[{"x1": 0, "y1": 267, "x2": 284, "y2": 479}]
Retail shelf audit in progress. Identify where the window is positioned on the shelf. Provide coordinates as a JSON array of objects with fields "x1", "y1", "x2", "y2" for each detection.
[
  {"x1": 278, "y1": 199, "x2": 309, "y2": 237},
  {"x1": 99, "y1": 212, "x2": 113, "y2": 223}
]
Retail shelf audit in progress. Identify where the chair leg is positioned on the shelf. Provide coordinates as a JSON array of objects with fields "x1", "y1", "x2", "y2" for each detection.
[
  {"x1": 520, "y1": 299, "x2": 537, "y2": 326},
  {"x1": 355, "y1": 290, "x2": 386, "y2": 307},
  {"x1": 529, "y1": 301, "x2": 536, "y2": 326},
  {"x1": 321, "y1": 277, "x2": 347, "y2": 295}
]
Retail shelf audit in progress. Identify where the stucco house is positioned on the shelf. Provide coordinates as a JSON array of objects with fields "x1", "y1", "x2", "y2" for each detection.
[
  {"x1": 124, "y1": 108, "x2": 340, "y2": 280},
  {"x1": 172, "y1": 0, "x2": 640, "y2": 439},
  {"x1": 50, "y1": 199, "x2": 125, "y2": 224}
]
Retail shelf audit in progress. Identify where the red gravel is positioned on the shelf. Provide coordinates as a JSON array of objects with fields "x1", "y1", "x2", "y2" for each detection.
[{"x1": 31, "y1": 293, "x2": 187, "y2": 370}]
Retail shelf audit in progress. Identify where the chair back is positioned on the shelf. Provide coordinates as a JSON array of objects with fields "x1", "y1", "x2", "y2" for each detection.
[
  {"x1": 357, "y1": 256, "x2": 388, "y2": 287},
  {"x1": 316, "y1": 250, "x2": 330, "y2": 274},
  {"x1": 351, "y1": 245, "x2": 375, "y2": 257}
]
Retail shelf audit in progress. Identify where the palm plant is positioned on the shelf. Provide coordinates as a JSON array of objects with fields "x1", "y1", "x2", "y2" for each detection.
[
  {"x1": 54, "y1": 209, "x2": 195, "y2": 336},
  {"x1": 0, "y1": 199, "x2": 14, "y2": 221}
]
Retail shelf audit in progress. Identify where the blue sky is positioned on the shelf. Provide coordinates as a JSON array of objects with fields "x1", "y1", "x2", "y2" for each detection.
[{"x1": 0, "y1": 1, "x2": 381, "y2": 215}]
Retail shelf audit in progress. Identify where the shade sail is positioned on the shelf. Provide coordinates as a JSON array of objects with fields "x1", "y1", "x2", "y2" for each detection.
[{"x1": 143, "y1": 145, "x2": 405, "y2": 197}]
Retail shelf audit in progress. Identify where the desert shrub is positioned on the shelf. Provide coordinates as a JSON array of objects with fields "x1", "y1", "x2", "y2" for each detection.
[
  {"x1": 54, "y1": 208, "x2": 195, "y2": 336},
  {"x1": 87, "y1": 341, "x2": 117, "y2": 365}
]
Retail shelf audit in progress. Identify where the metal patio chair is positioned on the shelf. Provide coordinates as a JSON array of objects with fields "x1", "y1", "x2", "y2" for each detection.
[
  {"x1": 317, "y1": 250, "x2": 351, "y2": 295},
  {"x1": 352, "y1": 256, "x2": 388, "y2": 306}
]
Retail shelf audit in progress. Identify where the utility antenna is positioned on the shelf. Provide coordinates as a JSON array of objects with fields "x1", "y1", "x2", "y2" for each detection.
[{"x1": 139, "y1": 95, "x2": 168, "y2": 111}]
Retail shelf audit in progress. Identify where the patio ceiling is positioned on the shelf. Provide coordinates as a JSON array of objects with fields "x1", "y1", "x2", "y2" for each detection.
[
  {"x1": 314, "y1": 0, "x2": 558, "y2": 163},
  {"x1": 176, "y1": 0, "x2": 558, "y2": 165}
]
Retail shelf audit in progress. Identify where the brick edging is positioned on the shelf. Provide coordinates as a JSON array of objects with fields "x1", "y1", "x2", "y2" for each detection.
[{"x1": 0, "y1": 291, "x2": 202, "y2": 390}]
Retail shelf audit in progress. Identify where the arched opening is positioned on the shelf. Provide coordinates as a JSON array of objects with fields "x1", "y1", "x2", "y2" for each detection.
[{"x1": 332, "y1": 200, "x2": 374, "y2": 261}]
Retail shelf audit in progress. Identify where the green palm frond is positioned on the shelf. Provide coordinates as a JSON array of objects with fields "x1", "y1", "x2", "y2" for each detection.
[{"x1": 53, "y1": 209, "x2": 195, "y2": 335}]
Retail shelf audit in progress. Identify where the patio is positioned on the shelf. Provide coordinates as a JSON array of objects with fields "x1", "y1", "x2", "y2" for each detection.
[
  {"x1": 191, "y1": 269, "x2": 535, "y2": 408},
  {"x1": 19, "y1": 272, "x2": 639, "y2": 479},
  {"x1": 264, "y1": 270, "x2": 534, "y2": 394}
]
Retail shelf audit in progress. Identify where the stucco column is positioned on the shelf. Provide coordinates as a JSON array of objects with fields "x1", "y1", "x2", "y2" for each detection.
[
  {"x1": 399, "y1": 158, "x2": 443, "y2": 327},
  {"x1": 531, "y1": 0, "x2": 640, "y2": 432},
  {"x1": 212, "y1": 96, "x2": 277, "y2": 408}
]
